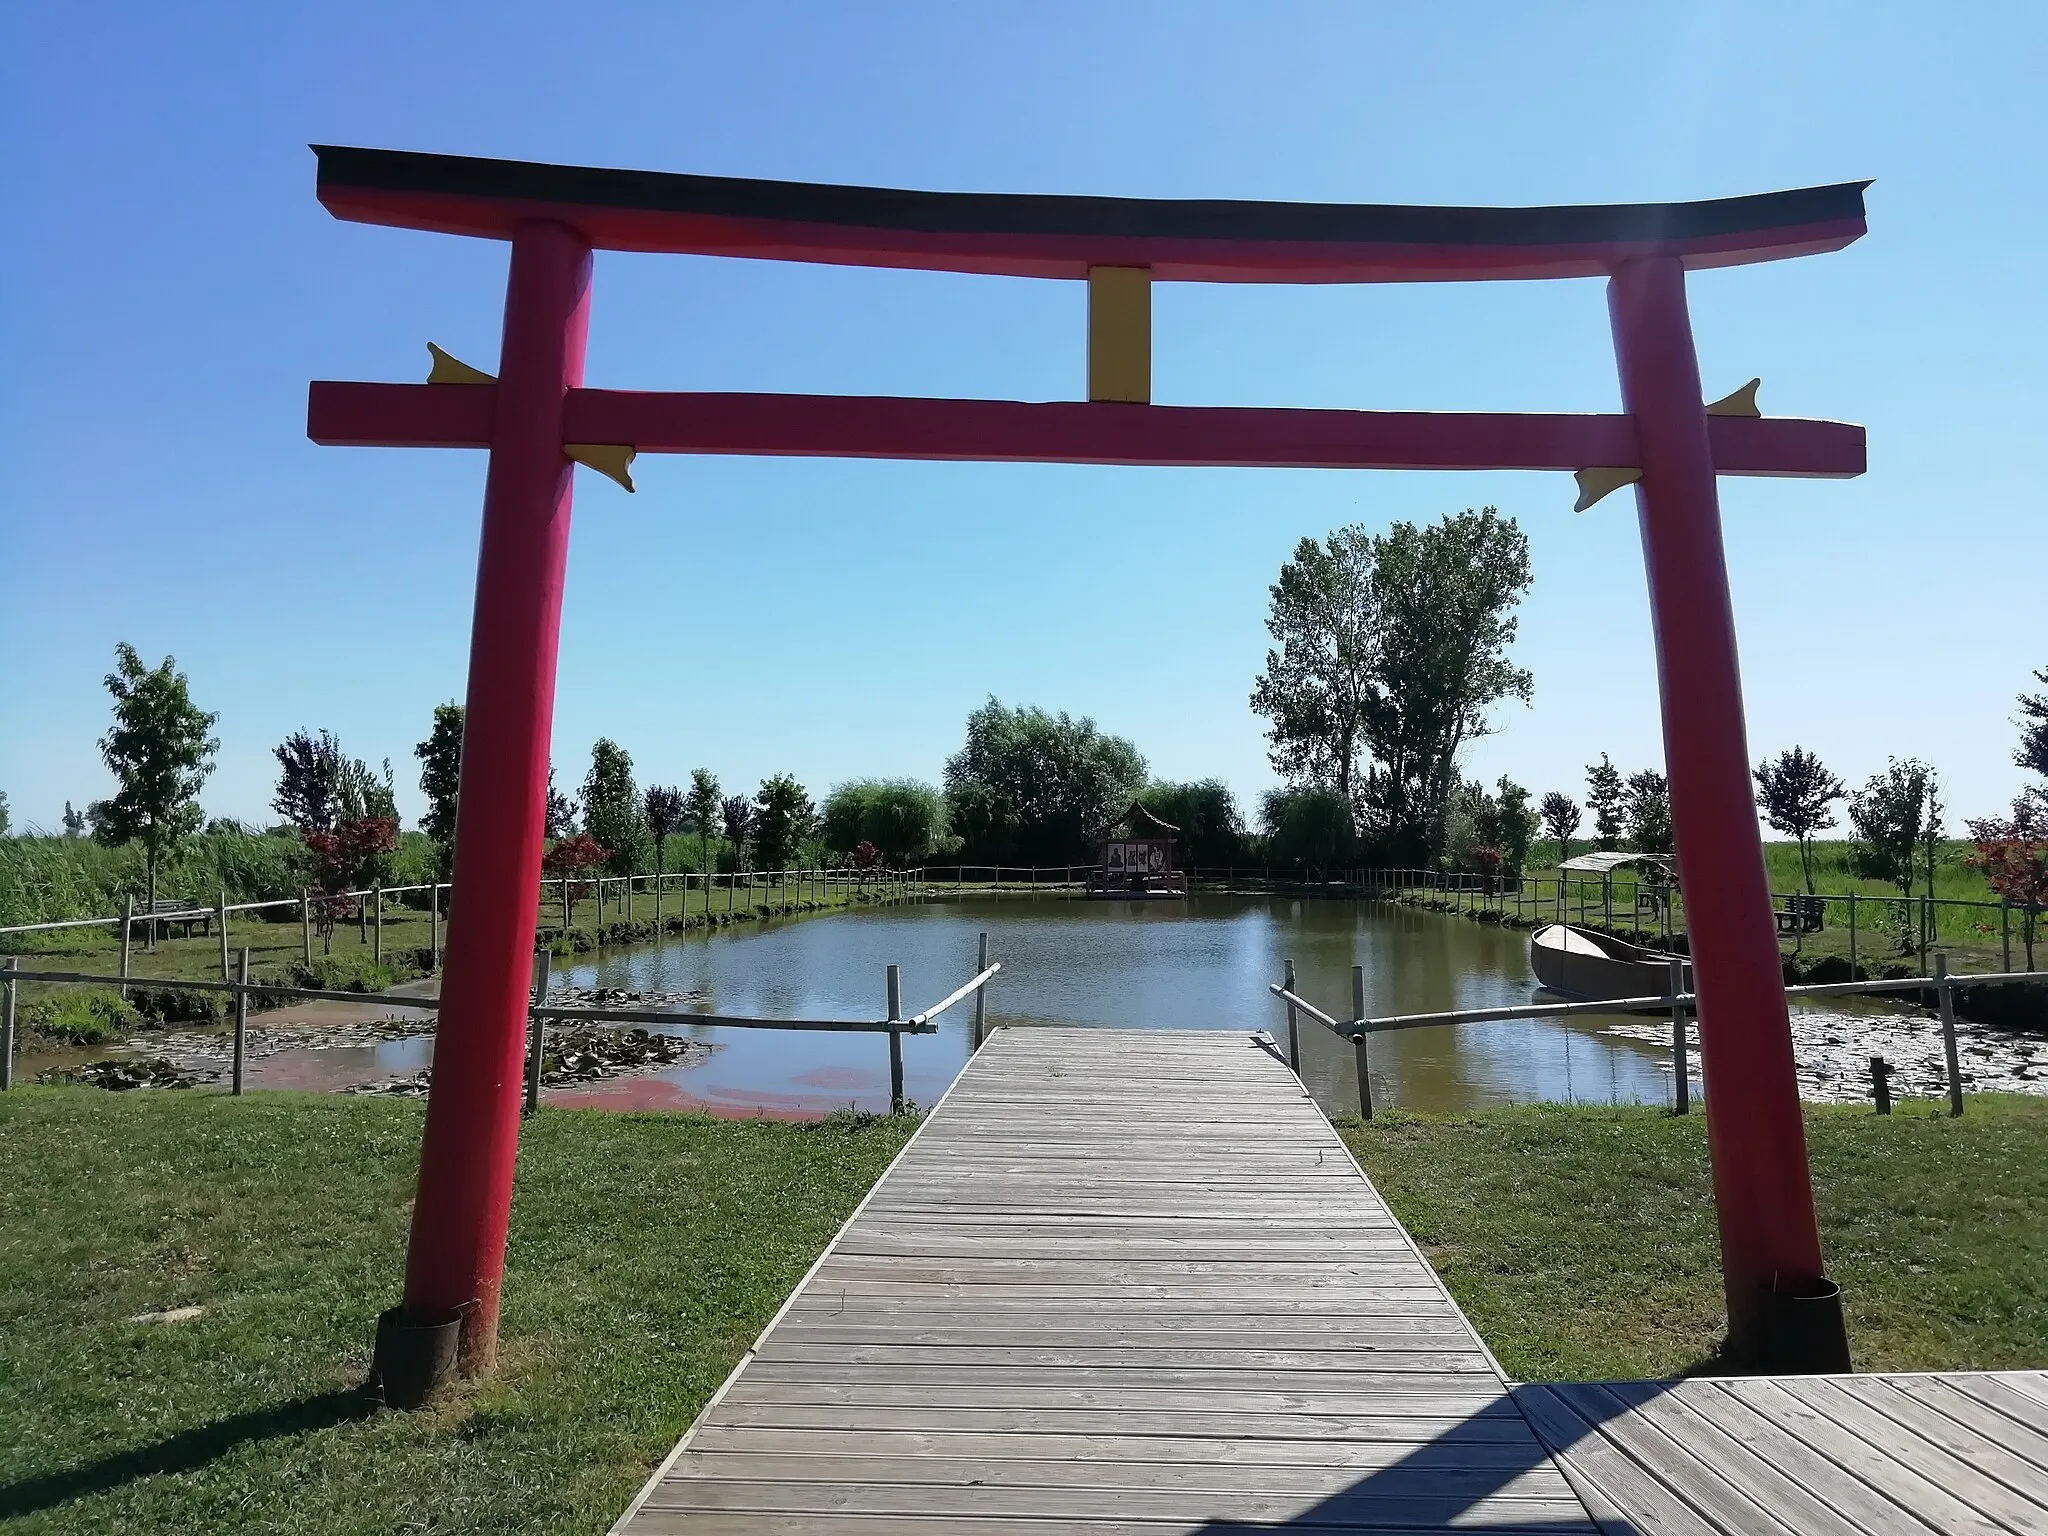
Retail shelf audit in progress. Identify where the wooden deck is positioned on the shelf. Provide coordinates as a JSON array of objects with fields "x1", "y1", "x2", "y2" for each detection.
[{"x1": 611, "y1": 1027, "x2": 2048, "y2": 1534}]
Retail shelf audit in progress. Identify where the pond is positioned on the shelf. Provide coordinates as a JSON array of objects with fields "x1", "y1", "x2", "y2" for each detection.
[{"x1": 551, "y1": 893, "x2": 1696, "y2": 1117}]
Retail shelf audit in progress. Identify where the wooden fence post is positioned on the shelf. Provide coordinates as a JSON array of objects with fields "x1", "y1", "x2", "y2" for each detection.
[
  {"x1": 1669, "y1": 955, "x2": 1689, "y2": 1115},
  {"x1": 886, "y1": 963, "x2": 904, "y2": 1114},
  {"x1": 301, "y1": 887, "x2": 313, "y2": 965},
  {"x1": 120, "y1": 894, "x2": 135, "y2": 999},
  {"x1": 1935, "y1": 951, "x2": 1963, "y2": 1118},
  {"x1": 429, "y1": 883, "x2": 441, "y2": 967},
  {"x1": 372, "y1": 882, "x2": 383, "y2": 965},
  {"x1": 217, "y1": 888, "x2": 231, "y2": 980},
  {"x1": 526, "y1": 949, "x2": 552, "y2": 1115},
  {"x1": 1351, "y1": 964, "x2": 1373, "y2": 1120},
  {"x1": 232, "y1": 947, "x2": 249, "y2": 1096},
  {"x1": 1, "y1": 957, "x2": 16, "y2": 1091},
  {"x1": 1870, "y1": 1055, "x2": 1892, "y2": 1115},
  {"x1": 1282, "y1": 957, "x2": 1300, "y2": 1074},
  {"x1": 972, "y1": 931, "x2": 989, "y2": 1051}
]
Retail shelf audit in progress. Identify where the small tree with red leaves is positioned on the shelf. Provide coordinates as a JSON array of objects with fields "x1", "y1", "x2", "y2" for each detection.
[
  {"x1": 544, "y1": 833, "x2": 612, "y2": 928},
  {"x1": 1470, "y1": 844, "x2": 1504, "y2": 896},
  {"x1": 303, "y1": 816, "x2": 399, "y2": 952},
  {"x1": 1967, "y1": 797, "x2": 2048, "y2": 970}
]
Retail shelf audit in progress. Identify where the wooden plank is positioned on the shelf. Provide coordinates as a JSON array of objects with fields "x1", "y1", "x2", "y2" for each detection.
[
  {"x1": 637, "y1": 1478, "x2": 1596, "y2": 1526},
  {"x1": 687, "y1": 1424, "x2": 1549, "y2": 1465},
  {"x1": 664, "y1": 1451, "x2": 1581, "y2": 1499},
  {"x1": 1889, "y1": 1376, "x2": 2048, "y2": 1472},
  {"x1": 625, "y1": 1515, "x2": 1589, "y2": 1536}
]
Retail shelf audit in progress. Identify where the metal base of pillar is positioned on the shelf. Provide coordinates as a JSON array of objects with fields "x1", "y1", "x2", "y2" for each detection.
[
  {"x1": 370, "y1": 1305, "x2": 462, "y2": 1409},
  {"x1": 1756, "y1": 1276, "x2": 1852, "y2": 1374}
]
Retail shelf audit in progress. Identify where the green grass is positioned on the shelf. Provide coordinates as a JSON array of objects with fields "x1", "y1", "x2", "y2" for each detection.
[
  {"x1": 1339, "y1": 1096, "x2": 2048, "y2": 1383},
  {"x1": 0, "y1": 1089, "x2": 916, "y2": 1534}
]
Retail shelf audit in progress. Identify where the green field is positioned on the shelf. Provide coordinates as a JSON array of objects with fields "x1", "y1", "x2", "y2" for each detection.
[
  {"x1": 0, "y1": 1089, "x2": 916, "y2": 1535},
  {"x1": 1341, "y1": 1096, "x2": 2048, "y2": 1382}
]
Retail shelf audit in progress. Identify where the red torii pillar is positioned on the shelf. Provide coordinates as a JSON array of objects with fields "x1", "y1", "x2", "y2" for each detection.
[
  {"x1": 377, "y1": 221, "x2": 591, "y2": 1383},
  {"x1": 1609, "y1": 256, "x2": 1833, "y2": 1362}
]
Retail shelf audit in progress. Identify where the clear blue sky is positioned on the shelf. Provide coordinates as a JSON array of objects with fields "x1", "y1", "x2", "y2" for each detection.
[{"x1": 4, "y1": 2, "x2": 2042, "y2": 836}]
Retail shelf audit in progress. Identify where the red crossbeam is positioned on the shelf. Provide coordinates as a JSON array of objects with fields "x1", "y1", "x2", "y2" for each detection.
[{"x1": 307, "y1": 383, "x2": 1864, "y2": 476}]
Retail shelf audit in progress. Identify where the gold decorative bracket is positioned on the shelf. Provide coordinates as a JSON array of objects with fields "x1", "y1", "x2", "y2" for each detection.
[
  {"x1": 564, "y1": 443, "x2": 637, "y2": 492},
  {"x1": 426, "y1": 343, "x2": 496, "y2": 385},
  {"x1": 1573, "y1": 467, "x2": 1642, "y2": 513},
  {"x1": 1706, "y1": 377, "x2": 1762, "y2": 417}
]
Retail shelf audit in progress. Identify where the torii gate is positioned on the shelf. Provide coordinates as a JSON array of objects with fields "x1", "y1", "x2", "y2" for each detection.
[{"x1": 307, "y1": 146, "x2": 1867, "y2": 1395}]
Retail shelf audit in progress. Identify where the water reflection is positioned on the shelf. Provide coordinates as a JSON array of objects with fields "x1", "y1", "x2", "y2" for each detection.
[{"x1": 571, "y1": 894, "x2": 1692, "y2": 1117}]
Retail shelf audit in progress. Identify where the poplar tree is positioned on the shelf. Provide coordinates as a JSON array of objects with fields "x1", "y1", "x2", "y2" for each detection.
[{"x1": 88, "y1": 643, "x2": 219, "y2": 918}]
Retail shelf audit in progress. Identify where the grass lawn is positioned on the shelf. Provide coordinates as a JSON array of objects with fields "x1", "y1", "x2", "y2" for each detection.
[
  {"x1": 1341, "y1": 1095, "x2": 2048, "y2": 1383},
  {"x1": 0, "y1": 1088, "x2": 916, "y2": 1535}
]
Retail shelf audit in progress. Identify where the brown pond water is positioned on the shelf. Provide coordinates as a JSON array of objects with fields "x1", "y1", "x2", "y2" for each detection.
[{"x1": 37, "y1": 895, "x2": 2038, "y2": 1114}]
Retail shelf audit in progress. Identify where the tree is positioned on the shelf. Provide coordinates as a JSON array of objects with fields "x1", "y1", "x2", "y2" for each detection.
[
  {"x1": 686, "y1": 769, "x2": 722, "y2": 870},
  {"x1": 720, "y1": 795, "x2": 755, "y2": 870},
  {"x1": 542, "y1": 833, "x2": 610, "y2": 927},
  {"x1": 1260, "y1": 788, "x2": 1356, "y2": 879},
  {"x1": 943, "y1": 699, "x2": 1146, "y2": 865},
  {"x1": 1141, "y1": 780, "x2": 1245, "y2": 868},
  {"x1": 1252, "y1": 509, "x2": 1534, "y2": 865},
  {"x1": 1585, "y1": 755, "x2": 1626, "y2": 850},
  {"x1": 1442, "y1": 776, "x2": 1537, "y2": 877},
  {"x1": 1481, "y1": 776, "x2": 1537, "y2": 874},
  {"x1": 1848, "y1": 758, "x2": 1936, "y2": 899},
  {"x1": 88, "y1": 643, "x2": 219, "y2": 919},
  {"x1": 1539, "y1": 791, "x2": 1581, "y2": 866},
  {"x1": 644, "y1": 784, "x2": 685, "y2": 881},
  {"x1": 822, "y1": 779, "x2": 950, "y2": 865},
  {"x1": 1624, "y1": 770, "x2": 1672, "y2": 855},
  {"x1": 304, "y1": 815, "x2": 399, "y2": 951},
  {"x1": 61, "y1": 801, "x2": 85, "y2": 838},
  {"x1": 414, "y1": 703, "x2": 464, "y2": 869},
  {"x1": 273, "y1": 729, "x2": 345, "y2": 833},
  {"x1": 1250, "y1": 528, "x2": 1377, "y2": 803},
  {"x1": 752, "y1": 774, "x2": 816, "y2": 870},
  {"x1": 2017, "y1": 665, "x2": 2048, "y2": 786},
  {"x1": 0, "y1": 791, "x2": 8, "y2": 835},
  {"x1": 581, "y1": 739, "x2": 645, "y2": 876},
  {"x1": 1752, "y1": 746, "x2": 1846, "y2": 894},
  {"x1": 1967, "y1": 797, "x2": 2047, "y2": 970},
  {"x1": 545, "y1": 768, "x2": 578, "y2": 839},
  {"x1": 1357, "y1": 509, "x2": 1534, "y2": 860}
]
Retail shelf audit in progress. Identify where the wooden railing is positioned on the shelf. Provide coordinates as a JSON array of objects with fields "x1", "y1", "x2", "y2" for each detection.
[
  {"x1": 1, "y1": 935, "x2": 999, "y2": 1114},
  {"x1": 1271, "y1": 954, "x2": 2048, "y2": 1121}
]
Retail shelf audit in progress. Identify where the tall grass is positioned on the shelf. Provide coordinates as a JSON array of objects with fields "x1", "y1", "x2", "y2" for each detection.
[
  {"x1": 0, "y1": 829, "x2": 443, "y2": 926},
  {"x1": 1526, "y1": 839, "x2": 1996, "y2": 905}
]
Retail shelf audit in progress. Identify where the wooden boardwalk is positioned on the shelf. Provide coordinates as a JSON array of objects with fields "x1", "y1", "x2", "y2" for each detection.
[{"x1": 612, "y1": 1027, "x2": 2048, "y2": 1534}]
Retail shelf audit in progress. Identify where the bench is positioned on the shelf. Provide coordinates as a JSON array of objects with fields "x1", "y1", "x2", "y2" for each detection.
[
  {"x1": 1776, "y1": 894, "x2": 1826, "y2": 936},
  {"x1": 135, "y1": 898, "x2": 211, "y2": 938}
]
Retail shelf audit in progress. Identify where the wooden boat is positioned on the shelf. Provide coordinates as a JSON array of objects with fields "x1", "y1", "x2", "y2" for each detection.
[{"x1": 1531, "y1": 923, "x2": 1692, "y2": 1004}]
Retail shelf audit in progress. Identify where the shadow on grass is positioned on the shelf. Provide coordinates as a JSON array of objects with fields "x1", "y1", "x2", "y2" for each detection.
[{"x1": 0, "y1": 1386, "x2": 378, "y2": 1519}]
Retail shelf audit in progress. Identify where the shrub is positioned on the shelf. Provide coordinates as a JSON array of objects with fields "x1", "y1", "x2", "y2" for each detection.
[
  {"x1": 126, "y1": 984, "x2": 226, "y2": 1026},
  {"x1": 281, "y1": 954, "x2": 399, "y2": 994},
  {"x1": 24, "y1": 987, "x2": 139, "y2": 1045}
]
